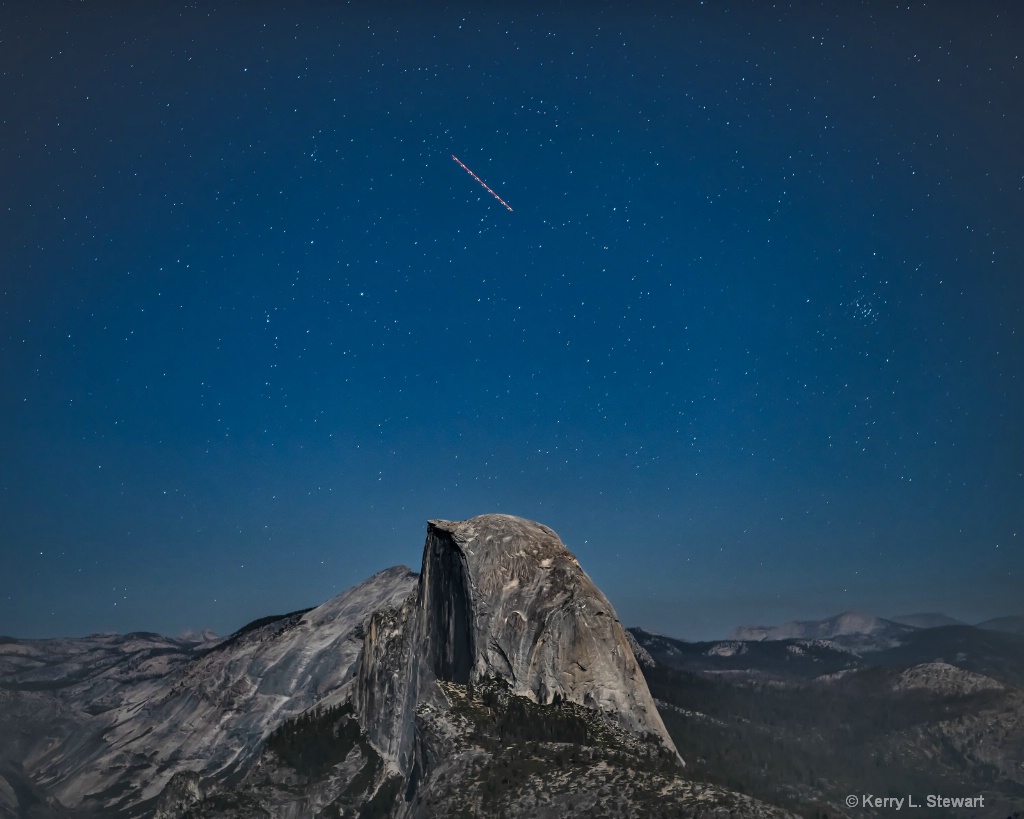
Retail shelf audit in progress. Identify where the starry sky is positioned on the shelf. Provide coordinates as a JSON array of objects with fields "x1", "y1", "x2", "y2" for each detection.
[{"x1": 2, "y1": 1, "x2": 1021, "y2": 641}]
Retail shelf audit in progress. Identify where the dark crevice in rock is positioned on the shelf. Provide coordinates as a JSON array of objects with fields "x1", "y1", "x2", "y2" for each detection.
[{"x1": 424, "y1": 528, "x2": 474, "y2": 685}]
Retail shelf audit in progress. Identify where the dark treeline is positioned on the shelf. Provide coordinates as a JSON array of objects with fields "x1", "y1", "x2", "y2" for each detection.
[
  {"x1": 477, "y1": 684, "x2": 594, "y2": 746},
  {"x1": 266, "y1": 702, "x2": 364, "y2": 779}
]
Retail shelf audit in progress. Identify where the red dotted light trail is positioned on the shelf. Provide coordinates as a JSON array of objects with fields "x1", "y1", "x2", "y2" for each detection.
[{"x1": 451, "y1": 154, "x2": 513, "y2": 212}]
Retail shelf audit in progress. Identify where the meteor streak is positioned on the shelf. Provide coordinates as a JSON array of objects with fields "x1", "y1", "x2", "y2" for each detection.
[{"x1": 451, "y1": 154, "x2": 513, "y2": 212}]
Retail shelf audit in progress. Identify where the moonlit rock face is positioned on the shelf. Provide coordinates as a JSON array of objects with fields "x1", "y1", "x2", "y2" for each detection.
[
  {"x1": 356, "y1": 514, "x2": 677, "y2": 769},
  {"x1": 427, "y1": 516, "x2": 669, "y2": 723},
  {"x1": 0, "y1": 566, "x2": 418, "y2": 816}
]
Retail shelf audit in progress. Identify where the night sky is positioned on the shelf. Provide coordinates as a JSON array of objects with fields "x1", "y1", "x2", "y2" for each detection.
[{"x1": 2, "y1": 2, "x2": 1021, "y2": 641}]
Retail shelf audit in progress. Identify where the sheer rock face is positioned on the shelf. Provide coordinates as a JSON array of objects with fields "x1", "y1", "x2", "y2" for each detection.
[
  {"x1": 352, "y1": 595, "x2": 419, "y2": 771},
  {"x1": 356, "y1": 514, "x2": 677, "y2": 771}
]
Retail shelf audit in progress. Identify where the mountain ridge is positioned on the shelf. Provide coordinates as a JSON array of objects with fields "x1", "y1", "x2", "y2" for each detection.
[
  {"x1": 724, "y1": 609, "x2": 1024, "y2": 651},
  {"x1": 0, "y1": 565, "x2": 419, "y2": 816},
  {"x1": 0, "y1": 516, "x2": 797, "y2": 819}
]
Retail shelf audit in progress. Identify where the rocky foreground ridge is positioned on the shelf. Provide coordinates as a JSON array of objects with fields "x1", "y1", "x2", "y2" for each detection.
[{"x1": 1, "y1": 514, "x2": 794, "y2": 819}]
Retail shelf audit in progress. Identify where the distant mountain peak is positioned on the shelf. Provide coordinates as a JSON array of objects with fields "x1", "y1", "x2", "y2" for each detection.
[
  {"x1": 975, "y1": 615, "x2": 1024, "y2": 635},
  {"x1": 732, "y1": 611, "x2": 888, "y2": 640},
  {"x1": 178, "y1": 627, "x2": 220, "y2": 643},
  {"x1": 889, "y1": 613, "x2": 965, "y2": 629},
  {"x1": 730, "y1": 611, "x2": 914, "y2": 652}
]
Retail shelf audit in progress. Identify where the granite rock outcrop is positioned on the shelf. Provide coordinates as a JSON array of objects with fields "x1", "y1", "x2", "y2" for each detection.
[{"x1": 353, "y1": 514, "x2": 678, "y2": 775}]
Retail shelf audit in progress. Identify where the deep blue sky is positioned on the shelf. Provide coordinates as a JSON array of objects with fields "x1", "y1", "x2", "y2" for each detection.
[{"x1": 2, "y1": 1, "x2": 1021, "y2": 640}]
